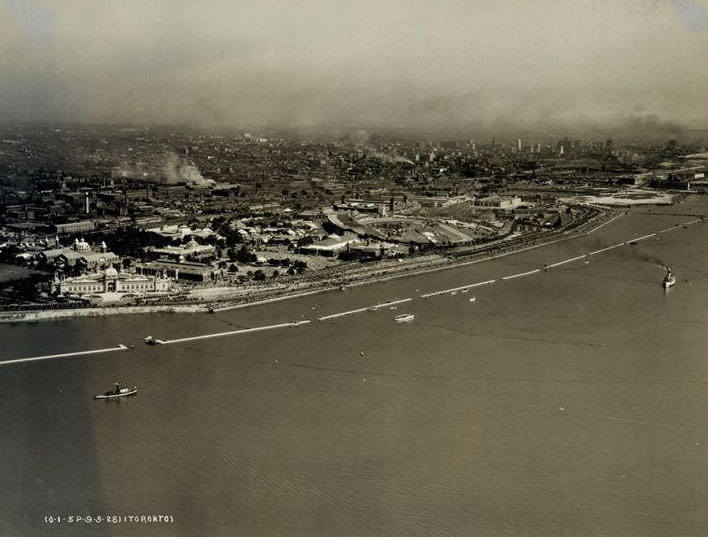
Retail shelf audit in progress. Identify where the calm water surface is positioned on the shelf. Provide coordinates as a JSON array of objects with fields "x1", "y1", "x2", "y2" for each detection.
[{"x1": 2, "y1": 199, "x2": 708, "y2": 536}]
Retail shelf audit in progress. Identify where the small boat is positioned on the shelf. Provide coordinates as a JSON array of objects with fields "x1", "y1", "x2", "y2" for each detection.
[
  {"x1": 94, "y1": 383, "x2": 138, "y2": 400},
  {"x1": 394, "y1": 313, "x2": 415, "y2": 323},
  {"x1": 662, "y1": 267, "x2": 676, "y2": 289},
  {"x1": 584, "y1": 259, "x2": 590, "y2": 265},
  {"x1": 144, "y1": 336, "x2": 164, "y2": 345},
  {"x1": 469, "y1": 297, "x2": 476, "y2": 303}
]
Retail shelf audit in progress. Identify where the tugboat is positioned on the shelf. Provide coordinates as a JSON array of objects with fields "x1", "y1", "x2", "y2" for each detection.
[
  {"x1": 662, "y1": 267, "x2": 677, "y2": 289},
  {"x1": 94, "y1": 383, "x2": 138, "y2": 400},
  {"x1": 144, "y1": 336, "x2": 164, "y2": 345},
  {"x1": 394, "y1": 313, "x2": 415, "y2": 323}
]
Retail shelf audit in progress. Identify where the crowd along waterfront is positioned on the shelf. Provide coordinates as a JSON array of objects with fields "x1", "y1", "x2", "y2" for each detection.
[{"x1": 2, "y1": 197, "x2": 708, "y2": 536}]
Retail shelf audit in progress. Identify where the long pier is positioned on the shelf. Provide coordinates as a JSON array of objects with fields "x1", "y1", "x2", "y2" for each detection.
[
  {"x1": 589, "y1": 243, "x2": 625, "y2": 256},
  {"x1": 317, "y1": 298, "x2": 412, "y2": 321},
  {"x1": 501, "y1": 269, "x2": 541, "y2": 280},
  {"x1": 317, "y1": 307, "x2": 370, "y2": 321},
  {"x1": 628, "y1": 233, "x2": 656, "y2": 243},
  {"x1": 159, "y1": 320, "x2": 311, "y2": 345},
  {"x1": 0, "y1": 345, "x2": 129, "y2": 366},
  {"x1": 545, "y1": 255, "x2": 587, "y2": 269},
  {"x1": 420, "y1": 279, "x2": 496, "y2": 298},
  {"x1": 368, "y1": 298, "x2": 413, "y2": 310}
]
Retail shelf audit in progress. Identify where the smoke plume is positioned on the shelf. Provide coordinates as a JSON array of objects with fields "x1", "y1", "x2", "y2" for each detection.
[
  {"x1": 162, "y1": 152, "x2": 214, "y2": 185},
  {"x1": 371, "y1": 151, "x2": 414, "y2": 166}
]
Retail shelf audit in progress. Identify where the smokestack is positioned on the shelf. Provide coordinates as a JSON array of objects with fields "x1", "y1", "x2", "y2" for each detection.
[{"x1": 84, "y1": 192, "x2": 90, "y2": 214}]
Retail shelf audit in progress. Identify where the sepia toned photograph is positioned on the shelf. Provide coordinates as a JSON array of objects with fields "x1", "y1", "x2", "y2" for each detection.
[{"x1": 1, "y1": 1, "x2": 708, "y2": 535}]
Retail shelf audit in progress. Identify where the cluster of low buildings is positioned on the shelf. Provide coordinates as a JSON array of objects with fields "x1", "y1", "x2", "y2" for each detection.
[
  {"x1": 14, "y1": 238, "x2": 173, "y2": 301},
  {"x1": 2, "y1": 125, "x2": 706, "y2": 307}
]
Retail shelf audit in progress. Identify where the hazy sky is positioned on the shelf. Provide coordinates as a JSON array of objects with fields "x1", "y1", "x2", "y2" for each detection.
[{"x1": 1, "y1": 0, "x2": 707, "y2": 130}]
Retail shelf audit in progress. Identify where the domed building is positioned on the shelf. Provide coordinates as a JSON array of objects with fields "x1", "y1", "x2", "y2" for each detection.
[
  {"x1": 59, "y1": 266, "x2": 171, "y2": 296},
  {"x1": 39, "y1": 238, "x2": 119, "y2": 273}
]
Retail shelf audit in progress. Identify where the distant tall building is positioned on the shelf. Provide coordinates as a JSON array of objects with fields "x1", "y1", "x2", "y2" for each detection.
[
  {"x1": 559, "y1": 145, "x2": 565, "y2": 156},
  {"x1": 517, "y1": 139, "x2": 522, "y2": 152}
]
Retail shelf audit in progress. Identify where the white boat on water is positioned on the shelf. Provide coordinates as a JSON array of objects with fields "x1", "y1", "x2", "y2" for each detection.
[
  {"x1": 469, "y1": 297, "x2": 476, "y2": 303},
  {"x1": 144, "y1": 336, "x2": 164, "y2": 345},
  {"x1": 394, "y1": 313, "x2": 415, "y2": 323},
  {"x1": 94, "y1": 383, "x2": 138, "y2": 400},
  {"x1": 662, "y1": 267, "x2": 676, "y2": 289}
]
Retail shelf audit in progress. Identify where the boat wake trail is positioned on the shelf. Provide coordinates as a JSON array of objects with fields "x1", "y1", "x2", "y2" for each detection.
[
  {"x1": 418, "y1": 322, "x2": 605, "y2": 348},
  {"x1": 211, "y1": 314, "x2": 252, "y2": 329},
  {"x1": 264, "y1": 362, "x2": 703, "y2": 434}
]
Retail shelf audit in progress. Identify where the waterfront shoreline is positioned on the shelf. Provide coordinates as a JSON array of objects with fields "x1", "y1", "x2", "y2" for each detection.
[{"x1": 0, "y1": 208, "x2": 624, "y2": 323}]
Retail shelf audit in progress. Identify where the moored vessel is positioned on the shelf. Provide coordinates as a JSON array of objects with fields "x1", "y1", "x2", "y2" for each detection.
[{"x1": 394, "y1": 313, "x2": 415, "y2": 323}]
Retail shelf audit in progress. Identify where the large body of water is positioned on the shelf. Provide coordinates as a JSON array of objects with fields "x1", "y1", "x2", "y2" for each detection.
[{"x1": 2, "y1": 198, "x2": 708, "y2": 536}]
